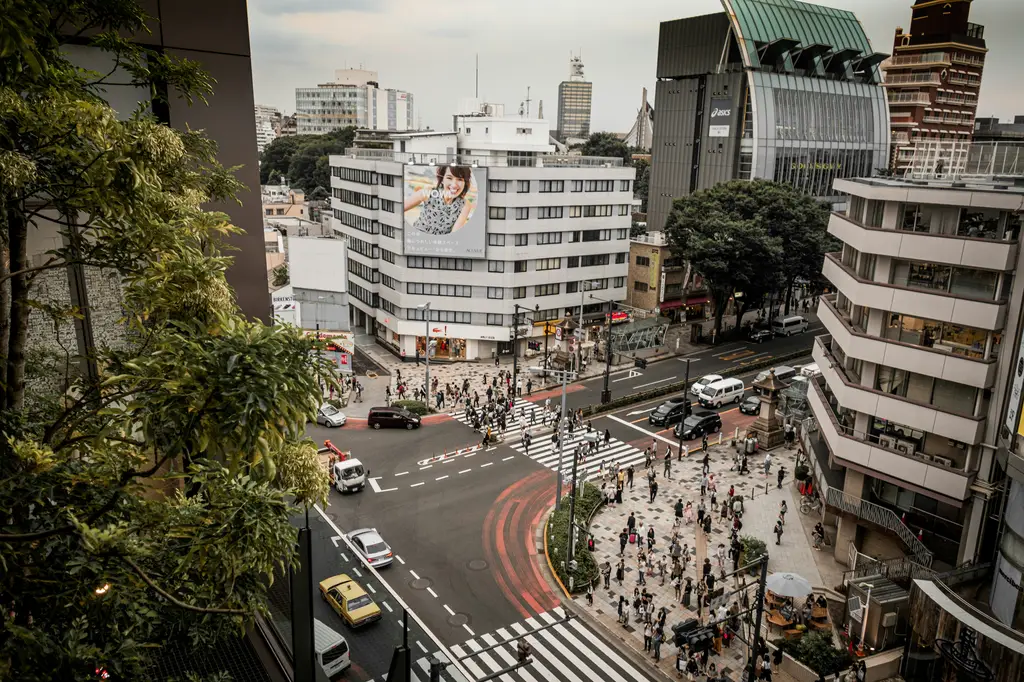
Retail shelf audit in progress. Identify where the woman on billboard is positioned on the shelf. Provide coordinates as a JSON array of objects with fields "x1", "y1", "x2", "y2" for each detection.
[{"x1": 404, "y1": 165, "x2": 476, "y2": 235}]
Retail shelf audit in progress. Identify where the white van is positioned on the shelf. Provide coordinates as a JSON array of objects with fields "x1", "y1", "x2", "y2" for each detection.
[
  {"x1": 333, "y1": 458, "x2": 369, "y2": 493},
  {"x1": 771, "y1": 315, "x2": 808, "y2": 336},
  {"x1": 800, "y1": 363, "x2": 821, "y2": 378},
  {"x1": 698, "y1": 378, "x2": 746, "y2": 408},
  {"x1": 313, "y1": 618, "x2": 351, "y2": 676},
  {"x1": 755, "y1": 365, "x2": 798, "y2": 383}
]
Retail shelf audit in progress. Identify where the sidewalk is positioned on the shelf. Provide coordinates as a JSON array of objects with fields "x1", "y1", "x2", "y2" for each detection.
[{"x1": 574, "y1": 441, "x2": 844, "y2": 681}]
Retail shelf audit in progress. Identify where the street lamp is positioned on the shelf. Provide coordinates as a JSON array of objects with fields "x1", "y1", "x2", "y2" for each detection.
[
  {"x1": 418, "y1": 302, "x2": 430, "y2": 407},
  {"x1": 529, "y1": 365, "x2": 576, "y2": 509}
]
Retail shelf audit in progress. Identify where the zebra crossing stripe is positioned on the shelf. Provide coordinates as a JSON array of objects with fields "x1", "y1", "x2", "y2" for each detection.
[{"x1": 508, "y1": 429, "x2": 652, "y2": 481}]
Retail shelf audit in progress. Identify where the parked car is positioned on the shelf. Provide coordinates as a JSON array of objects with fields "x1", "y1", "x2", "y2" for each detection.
[
  {"x1": 673, "y1": 411, "x2": 723, "y2": 440},
  {"x1": 698, "y1": 378, "x2": 746, "y2": 408},
  {"x1": 748, "y1": 327, "x2": 774, "y2": 343},
  {"x1": 317, "y1": 404, "x2": 347, "y2": 428},
  {"x1": 367, "y1": 406, "x2": 421, "y2": 430},
  {"x1": 739, "y1": 395, "x2": 761, "y2": 415},
  {"x1": 648, "y1": 397, "x2": 691, "y2": 427},
  {"x1": 691, "y1": 374, "x2": 724, "y2": 396},
  {"x1": 319, "y1": 574, "x2": 382, "y2": 628},
  {"x1": 755, "y1": 365, "x2": 797, "y2": 383},
  {"x1": 347, "y1": 528, "x2": 394, "y2": 568}
]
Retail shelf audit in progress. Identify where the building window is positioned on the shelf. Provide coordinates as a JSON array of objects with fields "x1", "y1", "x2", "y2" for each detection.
[
  {"x1": 571, "y1": 180, "x2": 583, "y2": 192},
  {"x1": 337, "y1": 188, "x2": 379, "y2": 211},
  {"x1": 636, "y1": 255, "x2": 650, "y2": 266},
  {"x1": 514, "y1": 234, "x2": 528, "y2": 246},
  {"x1": 380, "y1": 199, "x2": 397, "y2": 213},
  {"x1": 581, "y1": 229, "x2": 611, "y2": 242},
  {"x1": 381, "y1": 249, "x2": 396, "y2": 264},
  {"x1": 539, "y1": 180, "x2": 564, "y2": 193},
  {"x1": 620, "y1": 180, "x2": 631, "y2": 192},
  {"x1": 334, "y1": 209, "x2": 379, "y2": 234},
  {"x1": 567, "y1": 256, "x2": 580, "y2": 268},
  {"x1": 536, "y1": 232, "x2": 562, "y2": 245},
  {"x1": 489, "y1": 207, "x2": 506, "y2": 220},
  {"x1": 408, "y1": 308, "x2": 472, "y2": 324},
  {"x1": 488, "y1": 260, "x2": 505, "y2": 273},
  {"x1": 487, "y1": 313, "x2": 504, "y2": 325},
  {"x1": 517, "y1": 180, "x2": 530, "y2": 193},
  {"x1": 613, "y1": 276, "x2": 625, "y2": 288},
  {"x1": 407, "y1": 283, "x2": 472, "y2": 297},
  {"x1": 381, "y1": 274, "x2": 398, "y2": 290},
  {"x1": 615, "y1": 253, "x2": 626, "y2": 264},
  {"x1": 890, "y1": 260, "x2": 999, "y2": 300},
  {"x1": 512, "y1": 287, "x2": 526, "y2": 299},
  {"x1": 381, "y1": 224, "x2": 396, "y2": 239},
  {"x1": 535, "y1": 283, "x2": 560, "y2": 296},
  {"x1": 616, "y1": 228, "x2": 628, "y2": 239},
  {"x1": 580, "y1": 254, "x2": 610, "y2": 267},
  {"x1": 265, "y1": 208, "x2": 272, "y2": 216},
  {"x1": 488, "y1": 233, "x2": 506, "y2": 246},
  {"x1": 634, "y1": 281, "x2": 649, "y2": 292},
  {"x1": 619, "y1": 205, "x2": 630, "y2": 216},
  {"x1": 334, "y1": 167, "x2": 378, "y2": 184},
  {"x1": 515, "y1": 127, "x2": 532, "y2": 135},
  {"x1": 536, "y1": 258, "x2": 561, "y2": 271},
  {"x1": 487, "y1": 287, "x2": 504, "y2": 299},
  {"x1": 569, "y1": 205, "x2": 582, "y2": 218},
  {"x1": 407, "y1": 256, "x2": 472, "y2": 271},
  {"x1": 566, "y1": 281, "x2": 579, "y2": 294},
  {"x1": 380, "y1": 174, "x2": 396, "y2": 187},
  {"x1": 489, "y1": 179, "x2": 508, "y2": 193},
  {"x1": 584, "y1": 180, "x2": 614, "y2": 192},
  {"x1": 537, "y1": 206, "x2": 564, "y2": 219},
  {"x1": 514, "y1": 260, "x2": 527, "y2": 273},
  {"x1": 583, "y1": 205, "x2": 613, "y2": 217},
  {"x1": 515, "y1": 207, "x2": 529, "y2": 220}
]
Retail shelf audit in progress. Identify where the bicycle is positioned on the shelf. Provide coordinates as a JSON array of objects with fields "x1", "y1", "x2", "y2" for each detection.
[{"x1": 799, "y1": 493, "x2": 823, "y2": 515}]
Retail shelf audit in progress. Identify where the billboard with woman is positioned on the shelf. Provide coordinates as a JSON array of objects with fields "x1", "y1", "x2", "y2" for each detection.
[{"x1": 403, "y1": 164, "x2": 487, "y2": 258}]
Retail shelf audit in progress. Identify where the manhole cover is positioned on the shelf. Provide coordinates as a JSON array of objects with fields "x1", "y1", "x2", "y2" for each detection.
[
  {"x1": 447, "y1": 613, "x2": 469, "y2": 627},
  {"x1": 410, "y1": 577, "x2": 432, "y2": 590},
  {"x1": 467, "y1": 559, "x2": 488, "y2": 571}
]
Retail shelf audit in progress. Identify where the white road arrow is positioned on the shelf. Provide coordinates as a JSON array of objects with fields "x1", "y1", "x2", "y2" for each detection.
[
  {"x1": 330, "y1": 535, "x2": 342, "y2": 548},
  {"x1": 613, "y1": 369, "x2": 643, "y2": 383},
  {"x1": 368, "y1": 477, "x2": 398, "y2": 493},
  {"x1": 626, "y1": 407, "x2": 658, "y2": 416}
]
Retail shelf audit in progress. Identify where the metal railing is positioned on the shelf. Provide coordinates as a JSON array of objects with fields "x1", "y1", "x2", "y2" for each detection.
[
  {"x1": 888, "y1": 93, "x2": 932, "y2": 106},
  {"x1": 901, "y1": 140, "x2": 1024, "y2": 181},
  {"x1": 825, "y1": 488, "x2": 933, "y2": 566},
  {"x1": 845, "y1": 550, "x2": 935, "y2": 584},
  {"x1": 884, "y1": 73, "x2": 942, "y2": 87},
  {"x1": 884, "y1": 53, "x2": 950, "y2": 69},
  {"x1": 341, "y1": 148, "x2": 624, "y2": 168}
]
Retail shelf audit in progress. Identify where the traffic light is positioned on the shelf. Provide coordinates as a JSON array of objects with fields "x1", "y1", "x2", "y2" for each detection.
[
  {"x1": 509, "y1": 327, "x2": 516, "y2": 341},
  {"x1": 634, "y1": 357, "x2": 648, "y2": 370},
  {"x1": 672, "y1": 618, "x2": 699, "y2": 648}
]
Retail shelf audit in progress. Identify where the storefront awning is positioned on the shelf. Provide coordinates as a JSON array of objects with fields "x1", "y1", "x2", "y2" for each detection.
[
  {"x1": 658, "y1": 300, "x2": 686, "y2": 311},
  {"x1": 686, "y1": 295, "x2": 710, "y2": 305}
]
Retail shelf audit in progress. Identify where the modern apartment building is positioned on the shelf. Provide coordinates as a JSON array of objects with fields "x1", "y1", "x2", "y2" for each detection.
[
  {"x1": 884, "y1": 0, "x2": 986, "y2": 174},
  {"x1": 254, "y1": 103, "x2": 281, "y2": 153},
  {"x1": 805, "y1": 149, "x2": 1024, "y2": 572},
  {"x1": 329, "y1": 114, "x2": 634, "y2": 362},
  {"x1": 647, "y1": 0, "x2": 890, "y2": 231},
  {"x1": 295, "y1": 68, "x2": 413, "y2": 135},
  {"x1": 556, "y1": 55, "x2": 593, "y2": 144}
]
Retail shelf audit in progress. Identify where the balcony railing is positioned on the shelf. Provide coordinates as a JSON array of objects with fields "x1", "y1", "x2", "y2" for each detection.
[
  {"x1": 341, "y1": 148, "x2": 624, "y2": 168},
  {"x1": 884, "y1": 53, "x2": 951, "y2": 69},
  {"x1": 825, "y1": 490, "x2": 934, "y2": 566},
  {"x1": 888, "y1": 93, "x2": 932, "y2": 106},
  {"x1": 951, "y1": 53, "x2": 984, "y2": 67},
  {"x1": 900, "y1": 140, "x2": 1024, "y2": 181},
  {"x1": 884, "y1": 73, "x2": 942, "y2": 87}
]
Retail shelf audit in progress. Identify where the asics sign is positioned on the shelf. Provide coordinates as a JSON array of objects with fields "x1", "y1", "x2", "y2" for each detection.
[
  {"x1": 708, "y1": 98, "x2": 733, "y2": 138},
  {"x1": 710, "y1": 107, "x2": 732, "y2": 119}
]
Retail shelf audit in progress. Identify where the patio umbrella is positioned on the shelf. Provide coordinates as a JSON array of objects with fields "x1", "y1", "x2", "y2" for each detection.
[{"x1": 765, "y1": 572, "x2": 813, "y2": 598}]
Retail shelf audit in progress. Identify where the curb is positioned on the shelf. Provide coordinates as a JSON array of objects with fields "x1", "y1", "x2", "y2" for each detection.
[{"x1": 543, "y1": 515, "x2": 572, "y2": 600}]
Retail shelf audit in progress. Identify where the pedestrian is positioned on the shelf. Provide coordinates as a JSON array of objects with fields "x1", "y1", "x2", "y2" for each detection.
[
  {"x1": 617, "y1": 595, "x2": 627, "y2": 624},
  {"x1": 494, "y1": 355, "x2": 499, "y2": 368},
  {"x1": 764, "y1": 451, "x2": 773, "y2": 475},
  {"x1": 643, "y1": 621, "x2": 653, "y2": 651},
  {"x1": 526, "y1": 378, "x2": 533, "y2": 395},
  {"x1": 516, "y1": 378, "x2": 522, "y2": 398},
  {"x1": 649, "y1": 480, "x2": 659, "y2": 503},
  {"x1": 616, "y1": 558, "x2": 625, "y2": 585},
  {"x1": 701, "y1": 432, "x2": 708, "y2": 454},
  {"x1": 674, "y1": 498, "x2": 684, "y2": 527},
  {"x1": 652, "y1": 628, "x2": 663, "y2": 662},
  {"x1": 663, "y1": 451, "x2": 672, "y2": 479},
  {"x1": 779, "y1": 499, "x2": 787, "y2": 525},
  {"x1": 627, "y1": 464, "x2": 635, "y2": 489},
  {"x1": 700, "y1": 473, "x2": 709, "y2": 498},
  {"x1": 697, "y1": 501, "x2": 706, "y2": 526},
  {"x1": 619, "y1": 528, "x2": 629, "y2": 556},
  {"x1": 774, "y1": 519, "x2": 784, "y2": 545},
  {"x1": 710, "y1": 489, "x2": 717, "y2": 511},
  {"x1": 647, "y1": 525, "x2": 656, "y2": 551},
  {"x1": 627, "y1": 511, "x2": 637, "y2": 535},
  {"x1": 773, "y1": 646, "x2": 783, "y2": 673},
  {"x1": 482, "y1": 426, "x2": 491, "y2": 448},
  {"x1": 703, "y1": 514, "x2": 712, "y2": 536},
  {"x1": 778, "y1": 465, "x2": 786, "y2": 489}
]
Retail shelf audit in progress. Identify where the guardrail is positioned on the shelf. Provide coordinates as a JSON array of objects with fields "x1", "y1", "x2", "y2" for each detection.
[{"x1": 824, "y1": 489, "x2": 933, "y2": 566}]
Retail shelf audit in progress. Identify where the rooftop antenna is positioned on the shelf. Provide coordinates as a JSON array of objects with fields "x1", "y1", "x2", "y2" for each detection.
[
  {"x1": 475, "y1": 54, "x2": 479, "y2": 98},
  {"x1": 525, "y1": 86, "x2": 532, "y2": 117}
]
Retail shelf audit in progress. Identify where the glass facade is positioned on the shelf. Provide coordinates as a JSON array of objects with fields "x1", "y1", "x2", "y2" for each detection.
[{"x1": 557, "y1": 81, "x2": 592, "y2": 140}]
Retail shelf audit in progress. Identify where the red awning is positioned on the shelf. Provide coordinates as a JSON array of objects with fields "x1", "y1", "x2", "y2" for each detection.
[
  {"x1": 686, "y1": 295, "x2": 710, "y2": 305},
  {"x1": 659, "y1": 300, "x2": 686, "y2": 311}
]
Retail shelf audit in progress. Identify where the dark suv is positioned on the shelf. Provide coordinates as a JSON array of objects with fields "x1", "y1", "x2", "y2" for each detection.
[
  {"x1": 648, "y1": 397, "x2": 691, "y2": 427},
  {"x1": 673, "y1": 411, "x2": 722, "y2": 440},
  {"x1": 367, "y1": 407, "x2": 421, "y2": 430}
]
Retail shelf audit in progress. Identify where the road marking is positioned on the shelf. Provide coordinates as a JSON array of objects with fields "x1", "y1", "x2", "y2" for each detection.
[
  {"x1": 465, "y1": 452, "x2": 477, "y2": 458},
  {"x1": 720, "y1": 349, "x2": 755, "y2": 362},
  {"x1": 485, "y1": 446, "x2": 497, "y2": 451},
  {"x1": 368, "y1": 477, "x2": 397, "y2": 493},
  {"x1": 340, "y1": 552, "x2": 348, "y2": 561},
  {"x1": 427, "y1": 587, "x2": 438, "y2": 598},
  {"x1": 633, "y1": 376, "x2": 677, "y2": 389},
  {"x1": 502, "y1": 456, "x2": 514, "y2": 461},
  {"x1": 442, "y1": 458, "x2": 455, "y2": 464},
  {"x1": 607, "y1": 414, "x2": 678, "y2": 446},
  {"x1": 382, "y1": 600, "x2": 393, "y2": 612},
  {"x1": 367, "y1": 584, "x2": 376, "y2": 594},
  {"x1": 395, "y1": 471, "x2": 409, "y2": 477},
  {"x1": 410, "y1": 482, "x2": 425, "y2": 487},
  {"x1": 626, "y1": 406, "x2": 657, "y2": 416},
  {"x1": 395, "y1": 555, "x2": 406, "y2": 565},
  {"x1": 481, "y1": 462, "x2": 493, "y2": 468},
  {"x1": 613, "y1": 368, "x2": 643, "y2": 383},
  {"x1": 463, "y1": 624, "x2": 475, "y2": 637},
  {"x1": 419, "y1": 465, "x2": 433, "y2": 470},
  {"x1": 409, "y1": 570, "x2": 420, "y2": 580},
  {"x1": 739, "y1": 352, "x2": 772, "y2": 365},
  {"x1": 444, "y1": 604, "x2": 455, "y2": 616},
  {"x1": 711, "y1": 344, "x2": 748, "y2": 358},
  {"x1": 678, "y1": 356, "x2": 702, "y2": 362},
  {"x1": 436, "y1": 475, "x2": 449, "y2": 481},
  {"x1": 330, "y1": 535, "x2": 342, "y2": 548},
  {"x1": 459, "y1": 469, "x2": 472, "y2": 474},
  {"x1": 352, "y1": 567, "x2": 362, "y2": 577},
  {"x1": 417, "y1": 640, "x2": 428, "y2": 654}
]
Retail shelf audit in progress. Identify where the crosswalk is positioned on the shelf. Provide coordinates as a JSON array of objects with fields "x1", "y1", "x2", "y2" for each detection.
[
  {"x1": 449, "y1": 398, "x2": 552, "y2": 431},
  {"x1": 450, "y1": 607, "x2": 650, "y2": 682}
]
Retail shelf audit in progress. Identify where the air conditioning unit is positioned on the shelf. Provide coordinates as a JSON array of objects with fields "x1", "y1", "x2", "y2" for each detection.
[
  {"x1": 912, "y1": 451, "x2": 933, "y2": 462},
  {"x1": 931, "y1": 455, "x2": 953, "y2": 467},
  {"x1": 882, "y1": 612, "x2": 898, "y2": 628},
  {"x1": 879, "y1": 435, "x2": 896, "y2": 450}
]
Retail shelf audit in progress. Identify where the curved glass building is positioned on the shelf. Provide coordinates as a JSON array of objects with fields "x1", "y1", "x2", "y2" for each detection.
[{"x1": 648, "y1": 0, "x2": 891, "y2": 231}]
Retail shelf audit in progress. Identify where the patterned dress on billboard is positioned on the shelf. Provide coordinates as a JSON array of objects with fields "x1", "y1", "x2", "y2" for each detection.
[{"x1": 412, "y1": 191, "x2": 466, "y2": 235}]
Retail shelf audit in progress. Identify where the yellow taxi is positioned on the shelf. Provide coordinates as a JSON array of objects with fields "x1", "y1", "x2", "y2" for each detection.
[{"x1": 319, "y1": 574, "x2": 382, "y2": 628}]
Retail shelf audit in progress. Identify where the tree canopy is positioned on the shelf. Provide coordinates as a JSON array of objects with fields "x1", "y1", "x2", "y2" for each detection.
[
  {"x1": 1, "y1": 1, "x2": 335, "y2": 678},
  {"x1": 664, "y1": 180, "x2": 831, "y2": 339},
  {"x1": 575, "y1": 131, "x2": 632, "y2": 165},
  {"x1": 259, "y1": 127, "x2": 356, "y2": 193}
]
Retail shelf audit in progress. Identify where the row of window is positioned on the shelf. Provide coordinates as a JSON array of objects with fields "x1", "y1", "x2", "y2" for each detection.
[
  {"x1": 334, "y1": 208, "x2": 378, "y2": 235},
  {"x1": 375, "y1": 278, "x2": 626, "y2": 305},
  {"x1": 487, "y1": 233, "x2": 529, "y2": 247},
  {"x1": 348, "y1": 236, "x2": 378, "y2": 259},
  {"x1": 407, "y1": 256, "x2": 474, "y2": 271},
  {"x1": 407, "y1": 282, "x2": 472, "y2": 297},
  {"x1": 407, "y1": 308, "x2": 472, "y2": 324},
  {"x1": 335, "y1": 188, "x2": 377, "y2": 211},
  {"x1": 381, "y1": 273, "x2": 398, "y2": 290},
  {"x1": 332, "y1": 167, "x2": 398, "y2": 186},
  {"x1": 487, "y1": 205, "x2": 630, "y2": 220},
  {"x1": 487, "y1": 179, "x2": 630, "y2": 193},
  {"x1": 349, "y1": 281, "x2": 377, "y2": 308},
  {"x1": 348, "y1": 258, "x2": 378, "y2": 284}
]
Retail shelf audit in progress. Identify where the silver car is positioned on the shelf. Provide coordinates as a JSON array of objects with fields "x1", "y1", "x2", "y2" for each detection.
[
  {"x1": 316, "y1": 404, "x2": 347, "y2": 428},
  {"x1": 347, "y1": 528, "x2": 393, "y2": 568}
]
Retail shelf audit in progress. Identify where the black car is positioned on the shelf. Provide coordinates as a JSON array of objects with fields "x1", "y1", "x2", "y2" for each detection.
[
  {"x1": 648, "y1": 397, "x2": 691, "y2": 427},
  {"x1": 673, "y1": 411, "x2": 722, "y2": 440},
  {"x1": 367, "y1": 406, "x2": 421, "y2": 430},
  {"x1": 739, "y1": 395, "x2": 761, "y2": 415},
  {"x1": 749, "y1": 327, "x2": 774, "y2": 343}
]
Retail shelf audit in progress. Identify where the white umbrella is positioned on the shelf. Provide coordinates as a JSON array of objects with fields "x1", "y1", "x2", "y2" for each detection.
[{"x1": 766, "y1": 572, "x2": 813, "y2": 598}]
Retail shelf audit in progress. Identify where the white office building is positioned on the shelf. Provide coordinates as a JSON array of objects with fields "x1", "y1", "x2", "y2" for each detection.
[
  {"x1": 254, "y1": 104, "x2": 280, "y2": 153},
  {"x1": 805, "y1": 143, "x2": 1024, "y2": 569},
  {"x1": 329, "y1": 113, "x2": 635, "y2": 361},
  {"x1": 295, "y1": 69, "x2": 413, "y2": 135}
]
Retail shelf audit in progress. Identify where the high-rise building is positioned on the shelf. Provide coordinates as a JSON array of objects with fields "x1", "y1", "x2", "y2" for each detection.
[
  {"x1": 295, "y1": 68, "x2": 414, "y2": 135},
  {"x1": 884, "y1": 0, "x2": 986, "y2": 174},
  {"x1": 556, "y1": 55, "x2": 592, "y2": 144},
  {"x1": 254, "y1": 104, "x2": 280, "y2": 153},
  {"x1": 329, "y1": 113, "x2": 634, "y2": 362},
  {"x1": 974, "y1": 115, "x2": 1024, "y2": 142},
  {"x1": 647, "y1": 0, "x2": 890, "y2": 232},
  {"x1": 804, "y1": 144, "x2": 1024, "y2": 575}
]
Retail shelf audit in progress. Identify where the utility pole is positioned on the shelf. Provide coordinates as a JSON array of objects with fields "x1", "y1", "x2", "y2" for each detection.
[
  {"x1": 601, "y1": 297, "x2": 613, "y2": 404},
  {"x1": 745, "y1": 558, "x2": 769, "y2": 682}
]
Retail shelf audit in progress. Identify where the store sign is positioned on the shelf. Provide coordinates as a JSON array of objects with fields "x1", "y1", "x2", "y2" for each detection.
[
  {"x1": 708, "y1": 98, "x2": 733, "y2": 138},
  {"x1": 1004, "y1": 331, "x2": 1024, "y2": 436},
  {"x1": 555, "y1": 327, "x2": 563, "y2": 342}
]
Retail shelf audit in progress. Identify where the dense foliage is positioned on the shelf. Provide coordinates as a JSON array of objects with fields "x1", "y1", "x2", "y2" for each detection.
[
  {"x1": 774, "y1": 632, "x2": 854, "y2": 676},
  {"x1": 259, "y1": 127, "x2": 356, "y2": 193},
  {"x1": 664, "y1": 180, "x2": 833, "y2": 339},
  {"x1": 548, "y1": 483, "x2": 603, "y2": 592},
  {"x1": 0, "y1": 2, "x2": 335, "y2": 679}
]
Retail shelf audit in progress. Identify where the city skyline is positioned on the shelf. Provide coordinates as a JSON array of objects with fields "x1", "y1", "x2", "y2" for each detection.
[{"x1": 248, "y1": 0, "x2": 1024, "y2": 134}]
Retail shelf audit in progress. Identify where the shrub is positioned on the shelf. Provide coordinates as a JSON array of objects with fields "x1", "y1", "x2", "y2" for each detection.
[
  {"x1": 773, "y1": 632, "x2": 853, "y2": 677},
  {"x1": 794, "y1": 464, "x2": 810, "y2": 481},
  {"x1": 547, "y1": 483, "x2": 604, "y2": 593},
  {"x1": 740, "y1": 534, "x2": 768, "y2": 573},
  {"x1": 392, "y1": 399, "x2": 429, "y2": 415}
]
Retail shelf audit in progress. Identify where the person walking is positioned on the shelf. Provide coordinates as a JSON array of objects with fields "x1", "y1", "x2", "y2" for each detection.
[
  {"x1": 627, "y1": 464, "x2": 635, "y2": 489},
  {"x1": 643, "y1": 621, "x2": 653, "y2": 652},
  {"x1": 602, "y1": 561, "x2": 612, "y2": 589},
  {"x1": 663, "y1": 449, "x2": 672, "y2": 479},
  {"x1": 774, "y1": 519, "x2": 784, "y2": 545},
  {"x1": 674, "y1": 498, "x2": 684, "y2": 527},
  {"x1": 700, "y1": 473, "x2": 709, "y2": 498},
  {"x1": 777, "y1": 464, "x2": 786, "y2": 489},
  {"x1": 619, "y1": 528, "x2": 629, "y2": 556},
  {"x1": 652, "y1": 627, "x2": 663, "y2": 662},
  {"x1": 650, "y1": 479, "x2": 659, "y2": 503},
  {"x1": 764, "y1": 451, "x2": 773, "y2": 475},
  {"x1": 604, "y1": 428, "x2": 612, "y2": 449},
  {"x1": 627, "y1": 511, "x2": 637, "y2": 536},
  {"x1": 701, "y1": 432, "x2": 709, "y2": 454},
  {"x1": 779, "y1": 499, "x2": 787, "y2": 525},
  {"x1": 646, "y1": 525, "x2": 656, "y2": 551},
  {"x1": 586, "y1": 582, "x2": 594, "y2": 606}
]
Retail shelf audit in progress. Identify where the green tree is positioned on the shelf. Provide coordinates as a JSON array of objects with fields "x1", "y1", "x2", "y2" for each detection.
[
  {"x1": 633, "y1": 156, "x2": 650, "y2": 213},
  {"x1": 285, "y1": 128, "x2": 356, "y2": 194},
  {"x1": 258, "y1": 134, "x2": 308, "y2": 185},
  {"x1": 271, "y1": 263, "x2": 290, "y2": 287},
  {"x1": 0, "y1": 2, "x2": 335, "y2": 679},
  {"x1": 576, "y1": 131, "x2": 632, "y2": 165},
  {"x1": 664, "y1": 180, "x2": 785, "y2": 339}
]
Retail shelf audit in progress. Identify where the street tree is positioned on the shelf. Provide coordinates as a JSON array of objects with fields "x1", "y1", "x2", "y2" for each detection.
[
  {"x1": 576, "y1": 132, "x2": 632, "y2": 165},
  {"x1": 0, "y1": 2, "x2": 335, "y2": 679},
  {"x1": 664, "y1": 181, "x2": 786, "y2": 339}
]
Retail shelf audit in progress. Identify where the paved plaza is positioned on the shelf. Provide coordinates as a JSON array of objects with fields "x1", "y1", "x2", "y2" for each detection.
[{"x1": 576, "y1": 441, "x2": 831, "y2": 681}]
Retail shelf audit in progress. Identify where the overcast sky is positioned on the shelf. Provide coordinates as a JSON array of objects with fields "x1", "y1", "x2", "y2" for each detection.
[{"x1": 248, "y1": 0, "x2": 1024, "y2": 133}]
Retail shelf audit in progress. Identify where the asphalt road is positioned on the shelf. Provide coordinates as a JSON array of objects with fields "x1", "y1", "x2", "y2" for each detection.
[{"x1": 298, "y1": 330, "x2": 817, "y2": 679}]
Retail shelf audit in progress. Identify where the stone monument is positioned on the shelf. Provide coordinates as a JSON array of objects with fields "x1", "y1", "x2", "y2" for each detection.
[{"x1": 747, "y1": 370, "x2": 788, "y2": 450}]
